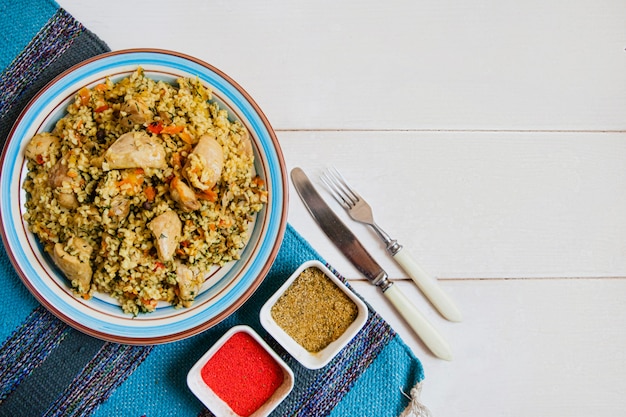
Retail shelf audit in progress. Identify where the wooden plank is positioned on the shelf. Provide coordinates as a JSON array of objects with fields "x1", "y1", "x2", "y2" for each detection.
[
  {"x1": 353, "y1": 278, "x2": 626, "y2": 417},
  {"x1": 282, "y1": 130, "x2": 626, "y2": 279},
  {"x1": 58, "y1": 0, "x2": 626, "y2": 131}
]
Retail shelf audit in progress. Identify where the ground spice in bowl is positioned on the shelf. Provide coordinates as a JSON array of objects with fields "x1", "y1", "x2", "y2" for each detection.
[
  {"x1": 270, "y1": 266, "x2": 359, "y2": 353},
  {"x1": 200, "y1": 331, "x2": 285, "y2": 417}
]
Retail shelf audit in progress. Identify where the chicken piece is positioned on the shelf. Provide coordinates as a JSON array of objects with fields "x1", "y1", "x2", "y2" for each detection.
[
  {"x1": 176, "y1": 263, "x2": 201, "y2": 308},
  {"x1": 24, "y1": 132, "x2": 60, "y2": 163},
  {"x1": 158, "y1": 110, "x2": 172, "y2": 125},
  {"x1": 236, "y1": 129, "x2": 253, "y2": 159},
  {"x1": 48, "y1": 154, "x2": 73, "y2": 188},
  {"x1": 170, "y1": 177, "x2": 200, "y2": 212},
  {"x1": 235, "y1": 129, "x2": 255, "y2": 177},
  {"x1": 51, "y1": 237, "x2": 93, "y2": 293},
  {"x1": 182, "y1": 134, "x2": 223, "y2": 191},
  {"x1": 120, "y1": 98, "x2": 153, "y2": 127},
  {"x1": 104, "y1": 131, "x2": 167, "y2": 170},
  {"x1": 148, "y1": 211, "x2": 182, "y2": 262},
  {"x1": 54, "y1": 191, "x2": 79, "y2": 209},
  {"x1": 48, "y1": 154, "x2": 79, "y2": 209},
  {"x1": 108, "y1": 195, "x2": 130, "y2": 222},
  {"x1": 90, "y1": 155, "x2": 104, "y2": 169}
]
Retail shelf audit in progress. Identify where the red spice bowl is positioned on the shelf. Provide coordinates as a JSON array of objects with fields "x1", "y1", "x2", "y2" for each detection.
[{"x1": 187, "y1": 325, "x2": 294, "y2": 417}]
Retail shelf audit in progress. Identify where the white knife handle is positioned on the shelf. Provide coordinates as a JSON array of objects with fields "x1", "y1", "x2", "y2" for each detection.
[
  {"x1": 383, "y1": 283, "x2": 453, "y2": 361},
  {"x1": 393, "y1": 248, "x2": 463, "y2": 322}
]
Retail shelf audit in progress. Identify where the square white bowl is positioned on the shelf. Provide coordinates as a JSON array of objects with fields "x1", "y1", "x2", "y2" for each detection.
[
  {"x1": 187, "y1": 325, "x2": 294, "y2": 417},
  {"x1": 259, "y1": 260, "x2": 368, "y2": 369}
]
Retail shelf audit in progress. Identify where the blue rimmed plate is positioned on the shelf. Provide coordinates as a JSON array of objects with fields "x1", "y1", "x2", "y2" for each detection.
[{"x1": 0, "y1": 49, "x2": 288, "y2": 344}]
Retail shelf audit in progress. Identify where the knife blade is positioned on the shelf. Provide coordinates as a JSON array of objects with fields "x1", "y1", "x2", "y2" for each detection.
[{"x1": 291, "y1": 167, "x2": 452, "y2": 360}]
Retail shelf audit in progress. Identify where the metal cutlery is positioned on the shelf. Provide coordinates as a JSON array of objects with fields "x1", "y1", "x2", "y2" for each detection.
[
  {"x1": 291, "y1": 167, "x2": 453, "y2": 360},
  {"x1": 320, "y1": 167, "x2": 462, "y2": 323}
]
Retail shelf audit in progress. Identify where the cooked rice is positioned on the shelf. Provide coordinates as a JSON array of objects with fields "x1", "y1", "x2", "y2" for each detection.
[{"x1": 22, "y1": 68, "x2": 267, "y2": 315}]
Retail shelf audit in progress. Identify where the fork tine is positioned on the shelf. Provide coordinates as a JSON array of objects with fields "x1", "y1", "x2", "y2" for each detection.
[
  {"x1": 327, "y1": 167, "x2": 361, "y2": 204},
  {"x1": 321, "y1": 167, "x2": 362, "y2": 209},
  {"x1": 320, "y1": 170, "x2": 352, "y2": 209}
]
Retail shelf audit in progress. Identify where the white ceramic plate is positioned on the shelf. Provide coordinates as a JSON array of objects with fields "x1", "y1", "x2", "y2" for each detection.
[{"x1": 0, "y1": 49, "x2": 288, "y2": 344}]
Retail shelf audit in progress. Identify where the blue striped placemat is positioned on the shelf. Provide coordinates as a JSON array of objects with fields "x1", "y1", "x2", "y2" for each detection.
[{"x1": 0, "y1": 1, "x2": 426, "y2": 416}]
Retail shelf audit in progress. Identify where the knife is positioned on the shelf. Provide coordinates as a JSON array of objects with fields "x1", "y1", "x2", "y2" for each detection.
[{"x1": 291, "y1": 167, "x2": 453, "y2": 361}]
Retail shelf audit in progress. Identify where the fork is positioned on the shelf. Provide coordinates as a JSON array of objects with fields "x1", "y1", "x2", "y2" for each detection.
[{"x1": 321, "y1": 167, "x2": 462, "y2": 322}]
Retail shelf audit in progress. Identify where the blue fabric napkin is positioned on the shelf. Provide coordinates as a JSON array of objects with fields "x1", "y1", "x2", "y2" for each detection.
[{"x1": 0, "y1": 1, "x2": 425, "y2": 416}]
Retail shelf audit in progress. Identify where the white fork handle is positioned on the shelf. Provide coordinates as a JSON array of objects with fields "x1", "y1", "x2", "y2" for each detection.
[
  {"x1": 393, "y1": 248, "x2": 463, "y2": 322},
  {"x1": 383, "y1": 283, "x2": 453, "y2": 361}
]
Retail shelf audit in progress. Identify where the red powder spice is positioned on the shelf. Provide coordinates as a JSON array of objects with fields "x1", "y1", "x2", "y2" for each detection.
[{"x1": 201, "y1": 331, "x2": 285, "y2": 417}]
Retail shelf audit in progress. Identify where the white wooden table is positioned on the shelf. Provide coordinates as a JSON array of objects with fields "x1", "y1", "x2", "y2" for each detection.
[{"x1": 58, "y1": 1, "x2": 626, "y2": 415}]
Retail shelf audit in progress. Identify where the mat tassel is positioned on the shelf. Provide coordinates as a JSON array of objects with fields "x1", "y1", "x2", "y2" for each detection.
[{"x1": 399, "y1": 382, "x2": 433, "y2": 417}]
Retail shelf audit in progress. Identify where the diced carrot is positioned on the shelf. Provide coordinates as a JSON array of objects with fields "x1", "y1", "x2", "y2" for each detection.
[
  {"x1": 196, "y1": 188, "x2": 218, "y2": 202},
  {"x1": 171, "y1": 152, "x2": 182, "y2": 170},
  {"x1": 141, "y1": 298, "x2": 158, "y2": 309},
  {"x1": 35, "y1": 154, "x2": 45, "y2": 165},
  {"x1": 78, "y1": 87, "x2": 90, "y2": 105},
  {"x1": 147, "y1": 121, "x2": 163, "y2": 134},
  {"x1": 39, "y1": 225, "x2": 51, "y2": 239},
  {"x1": 117, "y1": 169, "x2": 144, "y2": 192},
  {"x1": 252, "y1": 176, "x2": 265, "y2": 187},
  {"x1": 218, "y1": 218, "x2": 232, "y2": 228},
  {"x1": 145, "y1": 186, "x2": 156, "y2": 202},
  {"x1": 94, "y1": 83, "x2": 108, "y2": 92},
  {"x1": 95, "y1": 104, "x2": 109, "y2": 113},
  {"x1": 118, "y1": 177, "x2": 142, "y2": 188},
  {"x1": 162, "y1": 125, "x2": 184, "y2": 135},
  {"x1": 179, "y1": 131, "x2": 194, "y2": 144}
]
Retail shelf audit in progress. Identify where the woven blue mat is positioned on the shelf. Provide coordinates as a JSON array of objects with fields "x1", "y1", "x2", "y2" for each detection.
[{"x1": 0, "y1": 1, "x2": 425, "y2": 416}]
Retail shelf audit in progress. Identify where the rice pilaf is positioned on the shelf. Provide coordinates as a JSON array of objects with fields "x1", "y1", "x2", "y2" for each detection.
[{"x1": 22, "y1": 68, "x2": 267, "y2": 315}]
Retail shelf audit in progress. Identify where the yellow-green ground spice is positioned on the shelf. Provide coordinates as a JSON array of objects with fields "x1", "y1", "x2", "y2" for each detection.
[{"x1": 270, "y1": 267, "x2": 358, "y2": 352}]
